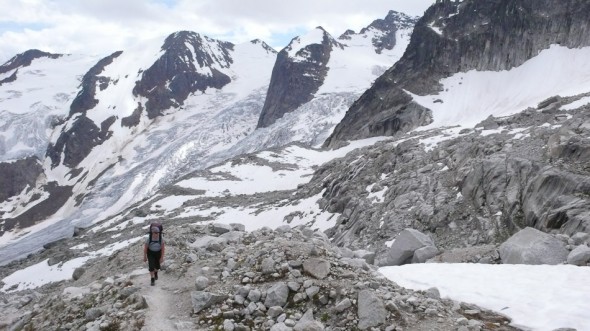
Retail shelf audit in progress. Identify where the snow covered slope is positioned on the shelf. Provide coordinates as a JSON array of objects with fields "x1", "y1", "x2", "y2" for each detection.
[
  {"x1": 410, "y1": 45, "x2": 590, "y2": 129},
  {"x1": 0, "y1": 52, "x2": 99, "y2": 161}
]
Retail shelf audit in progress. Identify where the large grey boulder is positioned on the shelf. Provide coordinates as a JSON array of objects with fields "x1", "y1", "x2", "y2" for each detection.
[
  {"x1": 571, "y1": 232, "x2": 589, "y2": 245},
  {"x1": 211, "y1": 223, "x2": 231, "y2": 234},
  {"x1": 385, "y1": 228, "x2": 436, "y2": 266},
  {"x1": 357, "y1": 290, "x2": 386, "y2": 330},
  {"x1": 412, "y1": 246, "x2": 440, "y2": 263},
  {"x1": 190, "y1": 235, "x2": 228, "y2": 249},
  {"x1": 567, "y1": 245, "x2": 590, "y2": 266},
  {"x1": 303, "y1": 258, "x2": 331, "y2": 279},
  {"x1": 293, "y1": 309, "x2": 324, "y2": 331},
  {"x1": 499, "y1": 227, "x2": 568, "y2": 265},
  {"x1": 353, "y1": 249, "x2": 376, "y2": 264},
  {"x1": 190, "y1": 291, "x2": 228, "y2": 313},
  {"x1": 264, "y1": 283, "x2": 289, "y2": 307}
]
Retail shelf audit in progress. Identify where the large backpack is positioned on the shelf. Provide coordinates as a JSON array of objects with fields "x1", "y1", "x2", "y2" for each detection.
[{"x1": 147, "y1": 221, "x2": 163, "y2": 244}]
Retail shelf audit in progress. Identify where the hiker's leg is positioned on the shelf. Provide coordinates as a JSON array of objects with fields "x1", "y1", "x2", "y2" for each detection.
[{"x1": 147, "y1": 251, "x2": 156, "y2": 278}]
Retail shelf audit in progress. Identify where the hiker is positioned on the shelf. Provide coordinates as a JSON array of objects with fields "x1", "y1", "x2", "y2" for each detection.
[{"x1": 143, "y1": 225, "x2": 165, "y2": 286}]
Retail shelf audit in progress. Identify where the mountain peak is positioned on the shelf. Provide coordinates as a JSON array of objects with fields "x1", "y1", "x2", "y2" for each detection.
[
  {"x1": 0, "y1": 49, "x2": 62, "y2": 75},
  {"x1": 250, "y1": 39, "x2": 278, "y2": 54}
]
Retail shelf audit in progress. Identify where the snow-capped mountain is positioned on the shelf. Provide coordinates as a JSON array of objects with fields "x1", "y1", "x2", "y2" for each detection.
[
  {"x1": 0, "y1": 11, "x2": 418, "y2": 265},
  {"x1": 2, "y1": 2, "x2": 590, "y2": 330},
  {"x1": 325, "y1": 0, "x2": 590, "y2": 147},
  {"x1": 258, "y1": 10, "x2": 415, "y2": 129},
  {"x1": 0, "y1": 33, "x2": 278, "y2": 264}
]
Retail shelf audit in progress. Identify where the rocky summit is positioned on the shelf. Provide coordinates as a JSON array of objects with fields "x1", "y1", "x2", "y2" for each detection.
[{"x1": 0, "y1": 223, "x2": 518, "y2": 331}]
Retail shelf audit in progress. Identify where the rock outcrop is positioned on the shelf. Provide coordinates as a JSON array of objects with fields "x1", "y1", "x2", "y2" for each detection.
[{"x1": 499, "y1": 227, "x2": 569, "y2": 265}]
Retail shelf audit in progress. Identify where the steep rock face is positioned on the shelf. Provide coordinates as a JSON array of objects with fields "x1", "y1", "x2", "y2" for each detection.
[
  {"x1": 69, "y1": 51, "x2": 123, "y2": 116},
  {"x1": 133, "y1": 31, "x2": 233, "y2": 119},
  {"x1": 325, "y1": 0, "x2": 590, "y2": 147},
  {"x1": 0, "y1": 49, "x2": 61, "y2": 75},
  {"x1": 0, "y1": 157, "x2": 43, "y2": 203},
  {"x1": 257, "y1": 27, "x2": 342, "y2": 128},
  {"x1": 45, "y1": 52, "x2": 122, "y2": 169}
]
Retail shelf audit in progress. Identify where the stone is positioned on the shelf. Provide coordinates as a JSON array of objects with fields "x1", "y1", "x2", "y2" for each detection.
[
  {"x1": 230, "y1": 223, "x2": 246, "y2": 232},
  {"x1": 571, "y1": 232, "x2": 590, "y2": 245},
  {"x1": 411, "y1": 246, "x2": 439, "y2": 263},
  {"x1": 223, "y1": 319, "x2": 235, "y2": 331},
  {"x1": 353, "y1": 250, "x2": 376, "y2": 264},
  {"x1": 190, "y1": 291, "x2": 228, "y2": 313},
  {"x1": 264, "y1": 283, "x2": 289, "y2": 307},
  {"x1": 500, "y1": 227, "x2": 569, "y2": 265},
  {"x1": 262, "y1": 257, "x2": 276, "y2": 274},
  {"x1": 72, "y1": 267, "x2": 86, "y2": 281},
  {"x1": 339, "y1": 247, "x2": 355, "y2": 258},
  {"x1": 567, "y1": 245, "x2": 590, "y2": 266},
  {"x1": 425, "y1": 287, "x2": 441, "y2": 300},
  {"x1": 341, "y1": 258, "x2": 370, "y2": 270},
  {"x1": 84, "y1": 308, "x2": 104, "y2": 321},
  {"x1": 385, "y1": 228, "x2": 436, "y2": 266},
  {"x1": 293, "y1": 309, "x2": 324, "y2": 331},
  {"x1": 211, "y1": 223, "x2": 232, "y2": 234},
  {"x1": 248, "y1": 289, "x2": 262, "y2": 302},
  {"x1": 195, "y1": 276, "x2": 209, "y2": 291},
  {"x1": 268, "y1": 306, "x2": 284, "y2": 318},
  {"x1": 334, "y1": 298, "x2": 352, "y2": 313},
  {"x1": 303, "y1": 258, "x2": 331, "y2": 279},
  {"x1": 270, "y1": 322, "x2": 292, "y2": 331},
  {"x1": 190, "y1": 235, "x2": 228, "y2": 249},
  {"x1": 305, "y1": 286, "x2": 320, "y2": 298},
  {"x1": 357, "y1": 290, "x2": 386, "y2": 330}
]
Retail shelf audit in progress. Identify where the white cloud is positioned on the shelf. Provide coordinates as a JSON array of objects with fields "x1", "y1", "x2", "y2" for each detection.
[{"x1": 0, "y1": 0, "x2": 435, "y2": 64}]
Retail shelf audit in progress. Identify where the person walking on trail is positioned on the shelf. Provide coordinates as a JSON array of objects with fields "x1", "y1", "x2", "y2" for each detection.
[{"x1": 144, "y1": 225, "x2": 165, "y2": 286}]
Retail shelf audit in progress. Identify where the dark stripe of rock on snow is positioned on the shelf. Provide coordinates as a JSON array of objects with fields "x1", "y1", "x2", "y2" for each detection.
[{"x1": 0, "y1": 223, "x2": 519, "y2": 331}]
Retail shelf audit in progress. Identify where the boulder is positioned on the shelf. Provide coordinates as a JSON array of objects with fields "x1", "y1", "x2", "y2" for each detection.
[
  {"x1": 571, "y1": 232, "x2": 589, "y2": 245},
  {"x1": 567, "y1": 245, "x2": 590, "y2": 266},
  {"x1": 303, "y1": 258, "x2": 331, "y2": 279},
  {"x1": 499, "y1": 227, "x2": 568, "y2": 265},
  {"x1": 293, "y1": 309, "x2": 324, "y2": 331},
  {"x1": 190, "y1": 235, "x2": 228, "y2": 250},
  {"x1": 195, "y1": 276, "x2": 209, "y2": 291},
  {"x1": 412, "y1": 246, "x2": 440, "y2": 263},
  {"x1": 190, "y1": 291, "x2": 228, "y2": 313},
  {"x1": 357, "y1": 289, "x2": 386, "y2": 330},
  {"x1": 353, "y1": 249, "x2": 376, "y2": 264},
  {"x1": 264, "y1": 283, "x2": 289, "y2": 307},
  {"x1": 385, "y1": 228, "x2": 435, "y2": 266},
  {"x1": 211, "y1": 223, "x2": 231, "y2": 234}
]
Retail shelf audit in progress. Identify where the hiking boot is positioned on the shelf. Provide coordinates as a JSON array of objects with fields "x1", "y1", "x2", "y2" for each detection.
[
  {"x1": 151, "y1": 278, "x2": 155, "y2": 286},
  {"x1": 154, "y1": 271, "x2": 158, "y2": 280}
]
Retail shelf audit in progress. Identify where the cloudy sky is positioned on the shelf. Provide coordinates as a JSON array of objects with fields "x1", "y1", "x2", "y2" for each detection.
[{"x1": 0, "y1": 0, "x2": 435, "y2": 64}]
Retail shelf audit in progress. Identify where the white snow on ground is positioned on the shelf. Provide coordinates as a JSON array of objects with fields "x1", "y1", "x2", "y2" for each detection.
[
  {"x1": 380, "y1": 264, "x2": 590, "y2": 331},
  {"x1": 177, "y1": 191, "x2": 339, "y2": 232},
  {"x1": 561, "y1": 96, "x2": 590, "y2": 111},
  {"x1": 410, "y1": 45, "x2": 590, "y2": 129},
  {"x1": 1, "y1": 236, "x2": 143, "y2": 292},
  {"x1": 176, "y1": 137, "x2": 390, "y2": 196}
]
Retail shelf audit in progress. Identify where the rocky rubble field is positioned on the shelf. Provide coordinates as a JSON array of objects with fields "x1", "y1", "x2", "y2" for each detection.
[{"x1": 0, "y1": 223, "x2": 520, "y2": 331}]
